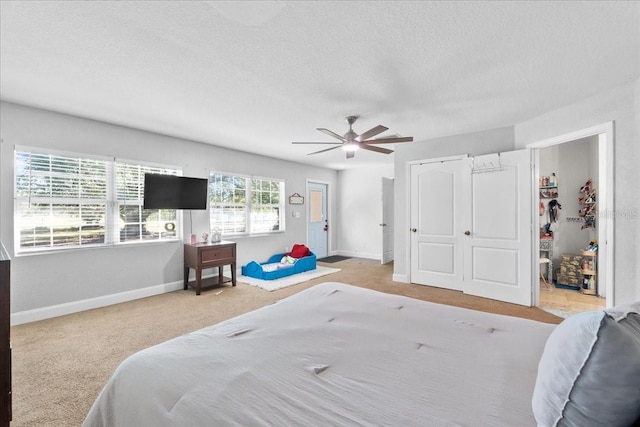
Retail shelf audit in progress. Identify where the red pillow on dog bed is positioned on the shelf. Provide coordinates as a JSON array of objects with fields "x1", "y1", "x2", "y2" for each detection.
[{"x1": 288, "y1": 244, "x2": 310, "y2": 259}]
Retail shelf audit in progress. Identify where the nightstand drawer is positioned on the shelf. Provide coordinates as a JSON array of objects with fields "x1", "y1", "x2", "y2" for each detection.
[{"x1": 201, "y1": 246, "x2": 234, "y2": 263}]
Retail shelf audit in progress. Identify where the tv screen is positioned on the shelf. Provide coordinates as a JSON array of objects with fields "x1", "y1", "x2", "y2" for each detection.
[{"x1": 143, "y1": 174, "x2": 208, "y2": 210}]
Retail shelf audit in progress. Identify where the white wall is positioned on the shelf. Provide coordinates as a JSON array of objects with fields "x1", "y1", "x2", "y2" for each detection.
[
  {"x1": 0, "y1": 101, "x2": 338, "y2": 319},
  {"x1": 636, "y1": 77, "x2": 640, "y2": 302},
  {"x1": 392, "y1": 126, "x2": 516, "y2": 282},
  {"x1": 515, "y1": 78, "x2": 640, "y2": 304},
  {"x1": 337, "y1": 164, "x2": 394, "y2": 260}
]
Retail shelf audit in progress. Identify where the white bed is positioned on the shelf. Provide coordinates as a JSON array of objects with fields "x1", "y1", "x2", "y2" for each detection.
[{"x1": 83, "y1": 282, "x2": 556, "y2": 426}]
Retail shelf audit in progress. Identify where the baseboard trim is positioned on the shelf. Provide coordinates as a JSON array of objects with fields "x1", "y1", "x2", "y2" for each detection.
[
  {"x1": 11, "y1": 280, "x2": 184, "y2": 326},
  {"x1": 393, "y1": 273, "x2": 409, "y2": 283},
  {"x1": 335, "y1": 250, "x2": 380, "y2": 261}
]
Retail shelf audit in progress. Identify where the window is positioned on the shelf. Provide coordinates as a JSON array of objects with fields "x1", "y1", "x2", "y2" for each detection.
[
  {"x1": 15, "y1": 151, "x2": 109, "y2": 250},
  {"x1": 209, "y1": 174, "x2": 247, "y2": 234},
  {"x1": 250, "y1": 177, "x2": 283, "y2": 233},
  {"x1": 209, "y1": 172, "x2": 284, "y2": 236},
  {"x1": 15, "y1": 147, "x2": 180, "y2": 254},
  {"x1": 115, "y1": 163, "x2": 180, "y2": 242}
]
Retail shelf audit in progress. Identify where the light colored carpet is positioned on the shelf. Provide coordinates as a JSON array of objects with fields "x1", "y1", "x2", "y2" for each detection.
[
  {"x1": 238, "y1": 266, "x2": 341, "y2": 291},
  {"x1": 9, "y1": 258, "x2": 562, "y2": 427}
]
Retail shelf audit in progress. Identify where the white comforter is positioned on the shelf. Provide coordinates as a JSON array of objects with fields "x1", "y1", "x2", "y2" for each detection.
[{"x1": 83, "y1": 282, "x2": 554, "y2": 426}]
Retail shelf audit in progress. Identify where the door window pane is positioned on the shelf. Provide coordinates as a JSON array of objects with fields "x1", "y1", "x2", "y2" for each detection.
[{"x1": 310, "y1": 190, "x2": 323, "y2": 222}]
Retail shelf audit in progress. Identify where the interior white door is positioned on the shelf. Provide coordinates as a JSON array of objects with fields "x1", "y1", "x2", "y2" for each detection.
[
  {"x1": 462, "y1": 150, "x2": 532, "y2": 306},
  {"x1": 307, "y1": 182, "x2": 328, "y2": 259},
  {"x1": 410, "y1": 160, "x2": 464, "y2": 290},
  {"x1": 381, "y1": 177, "x2": 394, "y2": 264}
]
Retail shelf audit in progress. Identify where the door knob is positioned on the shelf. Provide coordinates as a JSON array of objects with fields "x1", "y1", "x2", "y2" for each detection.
[
  {"x1": 411, "y1": 228, "x2": 417, "y2": 232},
  {"x1": 464, "y1": 230, "x2": 471, "y2": 236},
  {"x1": 379, "y1": 223, "x2": 387, "y2": 226}
]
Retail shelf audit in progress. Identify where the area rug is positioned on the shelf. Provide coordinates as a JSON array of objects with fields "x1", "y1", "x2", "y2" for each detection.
[
  {"x1": 238, "y1": 266, "x2": 341, "y2": 291},
  {"x1": 317, "y1": 255, "x2": 351, "y2": 263}
]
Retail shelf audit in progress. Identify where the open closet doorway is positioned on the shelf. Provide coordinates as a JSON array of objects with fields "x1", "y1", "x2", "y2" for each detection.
[{"x1": 529, "y1": 123, "x2": 613, "y2": 318}]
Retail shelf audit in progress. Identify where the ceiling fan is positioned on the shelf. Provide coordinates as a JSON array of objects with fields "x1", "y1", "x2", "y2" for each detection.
[{"x1": 292, "y1": 115, "x2": 413, "y2": 159}]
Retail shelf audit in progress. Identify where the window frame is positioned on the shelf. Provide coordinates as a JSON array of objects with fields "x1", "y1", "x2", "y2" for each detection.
[
  {"x1": 209, "y1": 171, "x2": 285, "y2": 237},
  {"x1": 249, "y1": 175, "x2": 286, "y2": 234},
  {"x1": 113, "y1": 159, "x2": 183, "y2": 245},
  {"x1": 14, "y1": 146, "x2": 183, "y2": 255}
]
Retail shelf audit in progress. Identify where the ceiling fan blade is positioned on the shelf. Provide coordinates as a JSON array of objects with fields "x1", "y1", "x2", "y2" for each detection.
[
  {"x1": 307, "y1": 146, "x2": 342, "y2": 155},
  {"x1": 317, "y1": 128, "x2": 346, "y2": 142},
  {"x1": 356, "y1": 125, "x2": 388, "y2": 142},
  {"x1": 346, "y1": 151, "x2": 355, "y2": 159},
  {"x1": 361, "y1": 145, "x2": 393, "y2": 154},
  {"x1": 291, "y1": 142, "x2": 342, "y2": 145},
  {"x1": 363, "y1": 136, "x2": 413, "y2": 144}
]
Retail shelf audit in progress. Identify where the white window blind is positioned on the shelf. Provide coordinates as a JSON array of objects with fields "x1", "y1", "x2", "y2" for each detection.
[
  {"x1": 209, "y1": 173, "x2": 248, "y2": 235},
  {"x1": 115, "y1": 163, "x2": 180, "y2": 243},
  {"x1": 209, "y1": 172, "x2": 284, "y2": 236},
  {"x1": 15, "y1": 148, "x2": 181, "y2": 254},
  {"x1": 15, "y1": 151, "x2": 108, "y2": 250},
  {"x1": 250, "y1": 177, "x2": 284, "y2": 233}
]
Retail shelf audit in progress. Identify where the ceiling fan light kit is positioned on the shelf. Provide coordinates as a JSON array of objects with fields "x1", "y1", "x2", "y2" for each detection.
[
  {"x1": 292, "y1": 115, "x2": 413, "y2": 159},
  {"x1": 343, "y1": 142, "x2": 359, "y2": 152}
]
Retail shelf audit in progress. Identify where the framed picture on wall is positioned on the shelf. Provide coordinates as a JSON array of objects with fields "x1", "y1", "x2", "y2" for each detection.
[{"x1": 289, "y1": 193, "x2": 304, "y2": 204}]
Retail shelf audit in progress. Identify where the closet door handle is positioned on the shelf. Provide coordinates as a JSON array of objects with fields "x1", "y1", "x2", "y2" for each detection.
[
  {"x1": 464, "y1": 230, "x2": 471, "y2": 236},
  {"x1": 411, "y1": 228, "x2": 417, "y2": 232}
]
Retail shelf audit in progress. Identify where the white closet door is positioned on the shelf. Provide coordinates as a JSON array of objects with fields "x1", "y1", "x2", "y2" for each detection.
[
  {"x1": 410, "y1": 160, "x2": 464, "y2": 290},
  {"x1": 462, "y1": 150, "x2": 532, "y2": 306}
]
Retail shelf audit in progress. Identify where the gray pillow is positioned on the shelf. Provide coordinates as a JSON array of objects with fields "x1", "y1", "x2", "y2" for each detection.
[{"x1": 532, "y1": 302, "x2": 640, "y2": 427}]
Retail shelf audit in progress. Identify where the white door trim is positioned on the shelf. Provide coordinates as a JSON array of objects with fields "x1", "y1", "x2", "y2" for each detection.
[{"x1": 526, "y1": 121, "x2": 614, "y2": 307}]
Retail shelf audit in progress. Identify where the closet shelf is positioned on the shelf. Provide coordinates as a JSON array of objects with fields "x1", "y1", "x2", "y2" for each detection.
[{"x1": 578, "y1": 179, "x2": 596, "y2": 230}]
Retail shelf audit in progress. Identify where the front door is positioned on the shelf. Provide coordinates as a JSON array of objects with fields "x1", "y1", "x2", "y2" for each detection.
[
  {"x1": 410, "y1": 159, "x2": 464, "y2": 290},
  {"x1": 307, "y1": 182, "x2": 328, "y2": 258},
  {"x1": 462, "y1": 150, "x2": 532, "y2": 306}
]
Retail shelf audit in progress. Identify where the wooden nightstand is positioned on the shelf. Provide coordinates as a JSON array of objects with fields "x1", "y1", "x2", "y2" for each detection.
[{"x1": 184, "y1": 241, "x2": 236, "y2": 295}]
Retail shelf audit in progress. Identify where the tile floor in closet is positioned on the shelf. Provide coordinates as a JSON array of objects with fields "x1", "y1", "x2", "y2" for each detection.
[{"x1": 539, "y1": 280, "x2": 605, "y2": 318}]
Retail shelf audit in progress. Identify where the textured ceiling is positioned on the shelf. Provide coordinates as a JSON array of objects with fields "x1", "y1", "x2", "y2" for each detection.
[{"x1": 1, "y1": 1, "x2": 638, "y2": 170}]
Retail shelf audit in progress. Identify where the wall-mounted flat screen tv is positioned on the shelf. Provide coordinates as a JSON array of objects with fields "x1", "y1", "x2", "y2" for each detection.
[{"x1": 143, "y1": 174, "x2": 208, "y2": 210}]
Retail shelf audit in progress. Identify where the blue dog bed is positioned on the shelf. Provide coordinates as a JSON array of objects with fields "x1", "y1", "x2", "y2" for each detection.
[{"x1": 241, "y1": 252, "x2": 317, "y2": 280}]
